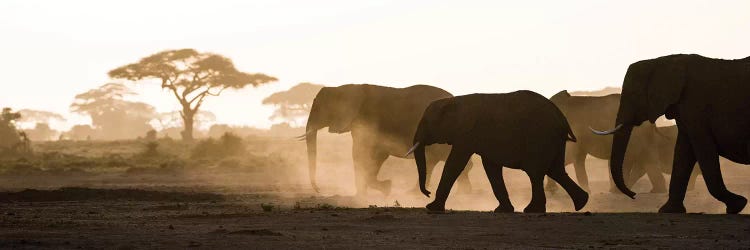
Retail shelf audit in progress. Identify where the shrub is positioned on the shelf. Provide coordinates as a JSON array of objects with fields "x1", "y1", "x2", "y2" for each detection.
[
  {"x1": 141, "y1": 141, "x2": 159, "y2": 157},
  {"x1": 190, "y1": 132, "x2": 245, "y2": 159}
]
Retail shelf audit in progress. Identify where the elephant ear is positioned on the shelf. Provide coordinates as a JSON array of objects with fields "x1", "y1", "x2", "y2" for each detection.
[
  {"x1": 437, "y1": 98, "x2": 478, "y2": 144},
  {"x1": 338, "y1": 85, "x2": 366, "y2": 128},
  {"x1": 647, "y1": 60, "x2": 686, "y2": 123}
]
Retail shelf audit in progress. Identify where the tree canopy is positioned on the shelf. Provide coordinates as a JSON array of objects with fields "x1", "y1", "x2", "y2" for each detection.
[
  {"x1": 263, "y1": 82, "x2": 324, "y2": 126},
  {"x1": 16, "y1": 109, "x2": 66, "y2": 129},
  {"x1": 0, "y1": 108, "x2": 23, "y2": 150},
  {"x1": 108, "y1": 48, "x2": 277, "y2": 141},
  {"x1": 70, "y1": 83, "x2": 156, "y2": 140}
]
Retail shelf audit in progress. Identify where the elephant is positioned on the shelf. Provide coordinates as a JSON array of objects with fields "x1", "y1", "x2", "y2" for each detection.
[
  {"x1": 546, "y1": 90, "x2": 677, "y2": 193},
  {"x1": 300, "y1": 84, "x2": 473, "y2": 196},
  {"x1": 592, "y1": 54, "x2": 750, "y2": 214},
  {"x1": 407, "y1": 91, "x2": 588, "y2": 213}
]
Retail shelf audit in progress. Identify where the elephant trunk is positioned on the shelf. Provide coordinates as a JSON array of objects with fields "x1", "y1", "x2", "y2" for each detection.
[
  {"x1": 610, "y1": 124, "x2": 637, "y2": 199},
  {"x1": 306, "y1": 129, "x2": 319, "y2": 192},
  {"x1": 415, "y1": 143, "x2": 430, "y2": 197},
  {"x1": 305, "y1": 108, "x2": 322, "y2": 193},
  {"x1": 412, "y1": 121, "x2": 431, "y2": 197}
]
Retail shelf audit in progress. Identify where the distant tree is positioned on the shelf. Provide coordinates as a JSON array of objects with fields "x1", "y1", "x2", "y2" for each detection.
[
  {"x1": 16, "y1": 109, "x2": 66, "y2": 128},
  {"x1": 109, "y1": 48, "x2": 277, "y2": 141},
  {"x1": 24, "y1": 123, "x2": 58, "y2": 141},
  {"x1": 1, "y1": 108, "x2": 21, "y2": 123},
  {"x1": 145, "y1": 129, "x2": 157, "y2": 141},
  {"x1": 0, "y1": 108, "x2": 23, "y2": 150},
  {"x1": 65, "y1": 124, "x2": 96, "y2": 140},
  {"x1": 70, "y1": 83, "x2": 156, "y2": 140},
  {"x1": 15, "y1": 109, "x2": 66, "y2": 140},
  {"x1": 263, "y1": 82, "x2": 324, "y2": 126},
  {"x1": 207, "y1": 124, "x2": 233, "y2": 138}
]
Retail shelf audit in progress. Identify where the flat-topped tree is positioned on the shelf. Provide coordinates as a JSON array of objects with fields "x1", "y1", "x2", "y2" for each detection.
[
  {"x1": 263, "y1": 82, "x2": 324, "y2": 126},
  {"x1": 108, "y1": 49, "x2": 277, "y2": 141}
]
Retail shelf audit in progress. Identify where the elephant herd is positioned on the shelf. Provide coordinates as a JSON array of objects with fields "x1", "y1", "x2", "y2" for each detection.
[{"x1": 300, "y1": 54, "x2": 750, "y2": 214}]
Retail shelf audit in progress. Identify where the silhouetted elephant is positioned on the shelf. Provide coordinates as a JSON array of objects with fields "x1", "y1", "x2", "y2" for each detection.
[
  {"x1": 640, "y1": 125, "x2": 702, "y2": 191},
  {"x1": 547, "y1": 91, "x2": 677, "y2": 193},
  {"x1": 300, "y1": 84, "x2": 473, "y2": 196},
  {"x1": 408, "y1": 91, "x2": 588, "y2": 213},
  {"x1": 593, "y1": 54, "x2": 750, "y2": 214}
]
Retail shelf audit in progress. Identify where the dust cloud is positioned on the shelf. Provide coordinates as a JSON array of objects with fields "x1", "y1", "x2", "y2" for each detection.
[{"x1": 0, "y1": 120, "x2": 748, "y2": 214}]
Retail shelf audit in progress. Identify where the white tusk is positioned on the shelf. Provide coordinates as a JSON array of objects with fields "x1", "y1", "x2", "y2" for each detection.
[
  {"x1": 294, "y1": 130, "x2": 316, "y2": 140},
  {"x1": 590, "y1": 124, "x2": 623, "y2": 135},
  {"x1": 404, "y1": 142, "x2": 421, "y2": 157}
]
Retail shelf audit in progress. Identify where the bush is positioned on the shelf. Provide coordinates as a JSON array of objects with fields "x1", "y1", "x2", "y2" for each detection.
[
  {"x1": 141, "y1": 141, "x2": 160, "y2": 157},
  {"x1": 145, "y1": 130, "x2": 157, "y2": 141},
  {"x1": 190, "y1": 132, "x2": 245, "y2": 159}
]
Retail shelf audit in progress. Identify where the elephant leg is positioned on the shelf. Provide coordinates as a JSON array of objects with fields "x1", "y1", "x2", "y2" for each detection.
[
  {"x1": 352, "y1": 144, "x2": 391, "y2": 197},
  {"x1": 545, "y1": 148, "x2": 576, "y2": 192},
  {"x1": 524, "y1": 171, "x2": 547, "y2": 213},
  {"x1": 689, "y1": 130, "x2": 746, "y2": 214},
  {"x1": 480, "y1": 156, "x2": 514, "y2": 213},
  {"x1": 368, "y1": 152, "x2": 391, "y2": 196},
  {"x1": 659, "y1": 132, "x2": 697, "y2": 213},
  {"x1": 547, "y1": 150, "x2": 588, "y2": 211},
  {"x1": 625, "y1": 163, "x2": 646, "y2": 188},
  {"x1": 645, "y1": 163, "x2": 667, "y2": 193},
  {"x1": 425, "y1": 148, "x2": 472, "y2": 212},
  {"x1": 455, "y1": 159, "x2": 474, "y2": 194},
  {"x1": 572, "y1": 153, "x2": 589, "y2": 192},
  {"x1": 544, "y1": 176, "x2": 560, "y2": 193}
]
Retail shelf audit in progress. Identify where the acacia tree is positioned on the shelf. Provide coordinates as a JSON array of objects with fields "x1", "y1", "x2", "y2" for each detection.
[
  {"x1": 16, "y1": 109, "x2": 66, "y2": 140},
  {"x1": 71, "y1": 83, "x2": 156, "y2": 140},
  {"x1": 109, "y1": 49, "x2": 277, "y2": 141},
  {"x1": 0, "y1": 108, "x2": 23, "y2": 150},
  {"x1": 17, "y1": 109, "x2": 66, "y2": 126},
  {"x1": 262, "y1": 82, "x2": 324, "y2": 126}
]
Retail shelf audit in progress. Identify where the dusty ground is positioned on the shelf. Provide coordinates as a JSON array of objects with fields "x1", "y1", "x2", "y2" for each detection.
[
  {"x1": 0, "y1": 180, "x2": 748, "y2": 249},
  {"x1": 1, "y1": 139, "x2": 750, "y2": 249}
]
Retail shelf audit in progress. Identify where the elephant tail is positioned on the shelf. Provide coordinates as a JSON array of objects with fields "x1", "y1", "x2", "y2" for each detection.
[
  {"x1": 565, "y1": 123, "x2": 577, "y2": 142},
  {"x1": 548, "y1": 100, "x2": 577, "y2": 142}
]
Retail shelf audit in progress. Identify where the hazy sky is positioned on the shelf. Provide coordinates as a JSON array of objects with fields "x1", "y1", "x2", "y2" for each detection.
[{"x1": 1, "y1": 0, "x2": 749, "y2": 129}]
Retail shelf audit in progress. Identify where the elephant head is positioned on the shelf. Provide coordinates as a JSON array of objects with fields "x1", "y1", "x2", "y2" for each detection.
[
  {"x1": 408, "y1": 98, "x2": 476, "y2": 197},
  {"x1": 591, "y1": 55, "x2": 688, "y2": 198},
  {"x1": 550, "y1": 90, "x2": 572, "y2": 106},
  {"x1": 301, "y1": 85, "x2": 366, "y2": 192}
]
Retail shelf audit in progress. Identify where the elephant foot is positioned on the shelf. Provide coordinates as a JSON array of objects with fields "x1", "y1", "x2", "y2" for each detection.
[
  {"x1": 494, "y1": 205, "x2": 514, "y2": 213},
  {"x1": 725, "y1": 195, "x2": 747, "y2": 214},
  {"x1": 523, "y1": 204, "x2": 546, "y2": 213},
  {"x1": 658, "y1": 201, "x2": 686, "y2": 213},
  {"x1": 425, "y1": 201, "x2": 445, "y2": 213},
  {"x1": 572, "y1": 191, "x2": 589, "y2": 211}
]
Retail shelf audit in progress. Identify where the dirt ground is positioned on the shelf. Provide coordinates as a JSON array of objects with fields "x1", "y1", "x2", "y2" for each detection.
[
  {"x1": 1, "y1": 139, "x2": 750, "y2": 249},
  {"x1": 0, "y1": 177, "x2": 749, "y2": 249}
]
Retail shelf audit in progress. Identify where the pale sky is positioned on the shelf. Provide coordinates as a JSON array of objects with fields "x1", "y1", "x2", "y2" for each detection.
[{"x1": 1, "y1": 0, "x2": 749, "y2": 130}]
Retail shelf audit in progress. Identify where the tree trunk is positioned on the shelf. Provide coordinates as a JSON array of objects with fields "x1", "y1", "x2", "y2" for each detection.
[{"x1": 181, "y1": 109, "x2": 195, "y2": 142}]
